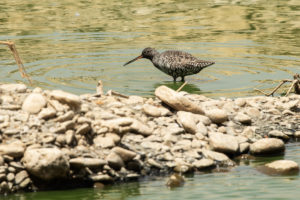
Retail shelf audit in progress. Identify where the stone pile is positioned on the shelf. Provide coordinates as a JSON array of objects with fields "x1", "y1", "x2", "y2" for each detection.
[{"x1": 0, "y1": 83, "x2": 299, "y2": 194}]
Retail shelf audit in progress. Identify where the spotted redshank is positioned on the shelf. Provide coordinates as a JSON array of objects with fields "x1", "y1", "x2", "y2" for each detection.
[{"x1": 123, "y1": 47, "x2": 215, "y2": 82}]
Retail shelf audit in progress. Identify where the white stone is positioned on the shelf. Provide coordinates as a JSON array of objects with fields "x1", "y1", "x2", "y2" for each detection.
[
  {"x1": 209, "y1": 132, "x2": 239, "y2": 154},
  {"x1": 22, "y1": 93, "x2": 46, "y2": 114},
  {"x1": 50, "y1": 90, "x2": 81, "y2": 107},
  {"x1": 205, "y1": 109, "x2": 228, "y2": 124},
  {"x1": 250, "y1": 138, "x2": 285, "y2": 155}
]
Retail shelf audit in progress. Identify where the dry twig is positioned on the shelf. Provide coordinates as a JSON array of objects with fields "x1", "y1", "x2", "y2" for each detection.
[
  {"x1": 0, "y1": 41, "x2": 32, "y2": 84},
  {"x1": 254, "y1": 74, "x2": 300, "y2": 96},
  {"x1": 176, "y1": 81, "x2": 188, "y2": 92}
]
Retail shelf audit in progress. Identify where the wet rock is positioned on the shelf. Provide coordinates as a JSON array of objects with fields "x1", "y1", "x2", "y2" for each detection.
[
  {"x1": 22, "y1": 93, "x2": 46, "y2": 114},
  {"x1": 0, "y1": 142, "x2": 25, "y2": 158},
  {"x1": 112, "y1": 147, "x2": 137, "y2": 162},
  {"x1": 193, "y1": 158, "x2": 215, "y2": 169},
  {"x1": 177, "y1": 111, "x2": 197, "y2": 134},
  {"x1": 250, "y1": 138, "x2": 285, "y2": 155},
  {"x1": 166, "y1": 173, "x2": 185, "y2": 188},
  {"x1": 106, "y1": 152, "x2": 124, "y2": 171},
  {"x1": 142, "y1": 104, "x2": 170, "y2": 117},
  {"x1": 155, "y1": 86, "x2": 204, "y2": 114},
  {"x1": 264, "y1": 160, "x2": 299, "y2": 175},
  {"x1": 89, "y1": 174, "x2": 113, "y2": 182},
  {"x1": 93, "y1": 135, "x2": 115, "y2": 148},
  {"x1": 205, "y1": 109, "x2": 228, "y2": 124},
  {"x1": 50, "y1": 90, "x2": 81, "y2": 108},
  {"x1": 69, "y1": 157, "x2": 106, "y2": 169},
  {"x1": 209, "y1": 132, "x2": 239, "y2": 154},
  {"x1": 268, "y1": 130, "x2": 289, "y2": 140},
  {"x1": 0, "y1": 83, "x2": 27, "y2": 93},
  {"x1": 22, "y1": 148, "x2": 69, "y2": 180}
]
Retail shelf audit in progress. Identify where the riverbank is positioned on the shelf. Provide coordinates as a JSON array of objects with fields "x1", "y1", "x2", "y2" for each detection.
[{"x1": 0, "y1": 83, "x2": 299, "y2": 194}]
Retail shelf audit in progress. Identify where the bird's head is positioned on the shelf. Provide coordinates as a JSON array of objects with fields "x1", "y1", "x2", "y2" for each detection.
[{"x1": 123, "y1": 47, "x2": 157, "y2": 66}]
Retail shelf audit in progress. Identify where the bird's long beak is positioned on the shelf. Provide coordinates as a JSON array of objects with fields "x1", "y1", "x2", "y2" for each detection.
[{"x1": 123, "y1": 55, "x2": 143, "y2": 66}]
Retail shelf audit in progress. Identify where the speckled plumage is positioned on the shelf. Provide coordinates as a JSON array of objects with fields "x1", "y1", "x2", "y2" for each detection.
[{"x1": 123, "y1": 47, "x2": 215, "y2": 82}]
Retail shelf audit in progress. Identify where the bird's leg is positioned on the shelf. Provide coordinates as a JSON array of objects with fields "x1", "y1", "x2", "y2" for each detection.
[{"x1": 181, "y1": 76, "x2": 185, "y2": 82}]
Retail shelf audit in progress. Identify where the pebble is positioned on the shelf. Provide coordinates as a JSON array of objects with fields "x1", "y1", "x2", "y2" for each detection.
[
  {"x1": 50, "y1": 90, "x2": 81, "y2": 108},
  {"x1": 209, "y1": 132, "x2": 239, "y2": 154},
  {"x1": 234, "y1": 113, "x2": 252, "y2": 125},
  {"x1": 193, "y1": 158, "x2": 215, "y2": 169},
  {"x1": 106, "y1": 152, "x2": 124, "y2": 170},
  {"x1": 268, "y1": 130, "x2": 289, "y2": 140},
  {"x1": 93, "y1": 136, "x2": 115, "y2": 149},
  {"x1": 0, "y1": 142, "x2": 25, "y2": 158},
  {"x1": 22, "y1": 93, "x2": 46, "y2": 114},
  {"x1": 177, "y1": 111, "x2": 197, "y2": 134},
  {"x1": 69, "y1": 157, "x2": 106, "y2": 169},
  {"x1": 112, "y1": 147, "x2": 137, "y2": 162},
  {"x1": 15, "y1": 170, "x2": 29, "y2": 185},
  {"x1": 202, "y1": 150, "x2": 230, "y2": 163},
  {"x1": 265, "y1": 160, "x2": 299, "y2": 175},
  {"x1": 0, "y1": 83, "x2": 27, "y2": 93}
]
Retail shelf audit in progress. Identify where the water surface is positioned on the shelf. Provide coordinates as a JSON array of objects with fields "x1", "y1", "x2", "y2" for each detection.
[{"x1": 0, "y1": 0, "x2": 299, "y2": 97}]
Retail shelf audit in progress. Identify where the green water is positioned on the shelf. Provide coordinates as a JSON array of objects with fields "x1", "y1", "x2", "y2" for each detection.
[
  {"x1": 1, "y1": 0, "x2": 300, "y2": 199},
  {"x1": 2, "y1": 143, "x2": 300, "y2": 200},
  {"x1": 0, "y1": 0, "x2": 299, "y2": 97}
]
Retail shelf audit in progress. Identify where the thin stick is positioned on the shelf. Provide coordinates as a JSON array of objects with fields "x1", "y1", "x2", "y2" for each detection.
[
  {"x1": 255, "y1": 80, "x2": 290, "y2": 96},
  {"x1": 285, "y1": 80, "x2": 298, "y2": 97},
  {"x1": 176, "y1": 81, "x2": 188, "y2": 92},
  {"x1": 0, "y1": 41, "x2": 32, "y2": 84},
  {"x1": 106, "y1": 90, "x2": 129, "y2": 98}
]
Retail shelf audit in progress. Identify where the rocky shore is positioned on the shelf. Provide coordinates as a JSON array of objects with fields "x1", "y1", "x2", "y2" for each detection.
[{"x1": 0, "y1": 83, "x2": 299, "y2": 194}]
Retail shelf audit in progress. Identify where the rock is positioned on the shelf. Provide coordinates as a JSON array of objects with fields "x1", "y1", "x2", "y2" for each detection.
[
  {"x1": 147, "y1": 158, "x2": 163, "y2": 169},
  {"x1": 202, "y1": 149, "x2": 230, "y2": 162},
  {"x1": 130, "y1": 120, "x2": 152, "y2": 136},
  {"x1": 245, "y1": 107, "x2": 260, "y2": 119},
  {"x1": 250, "y1": 138, "x2": 285, "y2": 155},
  {"x1": 38, "y1": 107, "x2": 56, "y2": 119},
  {"x1": 55, "y1": 111, "x2": 75, "y2": 122},
  {"x1": 155, "y1": 86, "x2": 204, "y2": 114},
  {"x1": 0, "y1": 142, "x2": 25, "y2": 158},
  {"x1": 65, "y1": 130, "x2": 75, "y2": 145},
  {"x1": 0, "y1": 83, "x2": 27, "y2": 93},
  {"x1": 19, "y1": 178, "x2": 31, "y2": 188},
  {"x1": 295, "y1": 131, "x2": 300, "y2": 137},
  {"x1": 142, "y1": 104, "x2": 170, "y2": 117},
  {"x1": 89, "y1": 174, "x2": 113, "y2": 182},
  {"x1": 93, "y1": 135, "x2": 115, "y2": 148},
  {"x1": 205, "y1": 109, "x2": 228, "y2": 124},
  {"x1": 69, "y1": 158, "x2": 106, "y2": 169},
  {"x1": 264, "y1": 160, "x2": 299, "y2": 175},
  {"x1": 234, "y1": 113, "x2": 251, "y2": 125},
  {"x1": 106, "y1": 152, "x2": 124, "y2": 170},
  {"x1": 209, "y1": 132, "x2": 239, "y2": 154},
  {"x1": 7, "y1": 173, "x2": 15, "y2": 182},
  {"x1": 75, "y1": 123, "x2": 91, "y2": 135},
  {"x1": 15, "y1": 170, "x2": 29, "y2": 185},
  {"x1": 193, "y1": 158, "x2": 215, "y2": 169},
  {"x1": 112, "y1": 147, "x2": 137, "y2": 162},
  {"x1": 268, "y1": 130, "x2": 289, "y2": 140},
  {"x1": 22, "y1": 148, "x2": 69, "y2": 180},
  {"x1": 22, "y1": 93, "x2": 46, "y2": 114},
  {"x1": 166, "y1": 173, "x2": 185, "y2": 188},
  {"x1": 177, "y1": 111, "x2": 197, "y2": 134},
  {"x1": 239, "y1": 142, "x2": 250, "y2": 153},
  {"x1": 50, "y1": 90, "x2": 81, "y2": 108}
]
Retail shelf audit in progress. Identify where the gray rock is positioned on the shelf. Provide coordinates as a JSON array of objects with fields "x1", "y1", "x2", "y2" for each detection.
[
  {"x1": 38, "y1": 107, "x2": 56, "y2": 119},
  {"x1": 193, "y1": 158, "x2": 215, "y2": 169},
  {"x1": 177, "y1": 111, "x2": 197, "y2": 134},
  {"x1": 0, "y1": 142, "x2": 25, "y2": 158},
  {"x1": 112, "y1": 147, "x2": 137, "y2": 162},
  {"x1": 268, "y1": 130, "x2": 289, "y2": 140},
  {"x1": 142, "y1": 104, "x2": 170, "y2": 117},
  {"x1": 19, "y1": 178, "x2": 31, "y2": 188},
  {"x1": 265, "y1": 160, "x2": 299, "y2": 175},
  {"x1": 205, "y1": 109, "x2": 228, "y2": 124},
  {"x1": 106, "y1": 152, "x2": 124, "y2": 170},
  {"x1": 69, "y1": 157, "x2": 106, "y2": 169},
  {"x1": 50, "y1": 90, "x2": 81, "y2": 108},
  {"x1": 22, "y1": 93, "x2": 46, "y2": 114},
  {"x1": 234, "y1": 113, "x2": 251, "y2": 125},
  {"x1": 202, "y1": 149, "x2": 230, "y2": 162},
  {"x1": 0, "y1": 83, "x2": 27, "y2": 93},
  {"x1": 93, "y1": 135, "x2": 115, "y2": 148},
  {"x1": 250, "y1": 138, "x2": 285, "y2": 155},
  {"x1": 155, "y1": 86, "x2": 204, "y2": 114},
  {"x1": 209, "y1": 132, "x2": 239, "y2": 154},
  {"x1": 15, "y1": 170, "x2": 29, "y2": 185},
  {"x1": 22, "y1": 148, "x2": 69, "y2": 180}
]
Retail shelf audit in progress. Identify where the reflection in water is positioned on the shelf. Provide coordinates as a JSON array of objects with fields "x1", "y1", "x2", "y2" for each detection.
[
  {"x1": 153, "y1": 81, "x2": 204, "y2": 95},
  {"x1": 0, "y1": 0, "x2": 299, "y2": 98}
]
